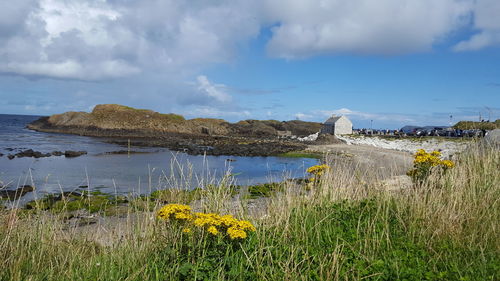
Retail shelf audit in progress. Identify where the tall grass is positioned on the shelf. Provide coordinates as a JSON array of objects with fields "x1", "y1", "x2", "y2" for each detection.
[{"x1": 1, "y1": 143, "x2": 498, "y2": 280}]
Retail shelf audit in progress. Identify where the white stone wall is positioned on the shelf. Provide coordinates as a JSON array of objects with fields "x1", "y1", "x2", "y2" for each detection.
[{"x1": 333, "y1": 116, "x2": 352, "y2": 135}]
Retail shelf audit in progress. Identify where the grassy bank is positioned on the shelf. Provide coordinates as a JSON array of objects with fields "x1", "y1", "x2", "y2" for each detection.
[
  {"x1": 1, "y1": 143, "x2": 498, "y2": 280},
  {"x1": 277, "y1": 151, "x2": 323, "y2": 159}
]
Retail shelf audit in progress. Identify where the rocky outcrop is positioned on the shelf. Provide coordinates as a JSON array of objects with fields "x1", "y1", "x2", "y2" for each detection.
[
  {"x1": 26, "y1": 104, "x2": 320, "y2": 157},
  {"x1": 64, "y1": 151, "x2": 87, "y2": 157},
  {"x1": 27, "y1": 104, "x2": 321, "y2": 138},
  {"x1": 6, "y1": 149, "x2": 87, "y2": 159}
]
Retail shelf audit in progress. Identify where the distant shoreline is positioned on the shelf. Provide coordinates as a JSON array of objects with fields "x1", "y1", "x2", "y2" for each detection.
[{"x1": 25, "y1": 104, "x2": 321, "y2": 157}]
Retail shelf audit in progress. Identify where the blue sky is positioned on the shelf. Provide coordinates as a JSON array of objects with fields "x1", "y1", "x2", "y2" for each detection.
[{"x1": 0, "y1": 0, "x2": 499, "y2": 129}]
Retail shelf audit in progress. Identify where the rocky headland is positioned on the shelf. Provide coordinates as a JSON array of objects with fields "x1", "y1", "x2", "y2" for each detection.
[{"x1": 27, "y1": 104, "x2": 322, "y2": 156}]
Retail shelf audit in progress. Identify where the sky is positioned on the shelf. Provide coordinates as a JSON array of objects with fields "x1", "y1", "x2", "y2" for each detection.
[{"x1": 0, "y1": 0, "x2": 499, "y2": 129}]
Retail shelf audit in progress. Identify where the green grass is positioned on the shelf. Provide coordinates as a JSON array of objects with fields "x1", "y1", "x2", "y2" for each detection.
[
  {"x1": 277, "y1": 151, "x2": 323, "y2": 159},
  {"x1": 1, "y1": 143, "x2": 498, "y2": 280},
  {"x1": 25, "y1": 192, "x2": 128, "y2": 213},
  {"x1": 453, "y1": 120, "x2": 499, "y2": 130},
  {"x1": 245, "y1": 182, "x2": 283, "y2": 198}
]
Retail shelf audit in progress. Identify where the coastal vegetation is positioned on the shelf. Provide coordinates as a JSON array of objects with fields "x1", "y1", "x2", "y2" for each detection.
[
  {"x1": 28, "y1": 104, "x2": 321, "y2": 139},
  {"x1": 453, "y1": 119, "x2": 500, "y2": 130},
  {"x1": 1, "y1": 142, "x2": 498, "y2": 280},
  {"x1": 26, "y1": 104, "x2": 323, "y2": 157},
  {"x1": 277, "y1": 151, "x2": 323, "y2": 159}
]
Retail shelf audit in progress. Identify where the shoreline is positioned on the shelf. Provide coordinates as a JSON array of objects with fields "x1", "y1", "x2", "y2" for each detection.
[{"x1": 27, "y1": 117, "x2": 309, "y2": 157}]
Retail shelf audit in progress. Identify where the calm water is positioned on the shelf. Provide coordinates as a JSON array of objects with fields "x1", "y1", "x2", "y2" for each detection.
[{"x1": 0, "y1": 114, "x2": 317, "y2": 200}]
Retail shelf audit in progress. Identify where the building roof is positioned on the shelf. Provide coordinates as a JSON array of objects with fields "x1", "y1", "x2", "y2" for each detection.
[{"x1": 324, "y1": 115, "x2": 350, "y2": 124}]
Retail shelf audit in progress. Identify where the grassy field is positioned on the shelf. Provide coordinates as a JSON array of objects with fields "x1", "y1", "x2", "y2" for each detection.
[{"x1": 1, "y1": 143, "x2": 498, "y2": 280}]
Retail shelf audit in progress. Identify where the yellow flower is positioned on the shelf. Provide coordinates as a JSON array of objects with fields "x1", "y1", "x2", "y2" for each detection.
[
  {"x1": 236, "y1": 220, "x2": 256, "y2": 232},
  {"x1": 157, "y1": 203, "x2": 255, "y2": 240},
  {"x1": 227, "y1": 227, "x2": 247, "y2": 239},
  {"x1": 157, "y1": 204, "x2": 192, "y2": 220},
  {"x1": 441, "y1": 160, "x2": 455, "y2": 168},
  {"x1": 207, "y1": 226, "x2": 219, "y2": 235},
  {"x1": 175, "y1": 212, "x2": 192, "y2": 220},
  {"x1": 306, "y1": 164, "x2": 330, "y2": 175},
  {"x1": 431, "y1": 151, "x2": 441, "y2": 157}
]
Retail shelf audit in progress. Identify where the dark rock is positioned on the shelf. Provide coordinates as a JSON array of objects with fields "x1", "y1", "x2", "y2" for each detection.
[
  {"x1": 102, "y1": 150, "x2": 149, "y2": 155},
  {"x1": 64, "y1": 150, "x2": 87, "y2": 157},
  {"x1": 24, "y1": 191, "x2": 83, "y2": 210},
  {"x1": 0, "y1": 185, "x2": 35, "y2": 200},
  {"x1": 0, "y1": 153, "x2": 3, "y2": 157},
  {"x1": 5, "y1": 148, "x2": 15, "y2": 151},
  {"x1": 7, "y1": 155, "x2": 15, "y2": 160},
  {"x1": 312, "y1": 134, "x2": 344, "y2": 145},
  {"x1": 62, "y1": 191, "x2": 83, "y2": 197},
  {"x1": 52, "y1": 151, "x2": 64, "y2": 156},
  {"x1": 201, "y1": 126, "x2": 210, "y2": 135},
  {"x1": 14, "y1": 149, "x2": 51, "y2": 158}
]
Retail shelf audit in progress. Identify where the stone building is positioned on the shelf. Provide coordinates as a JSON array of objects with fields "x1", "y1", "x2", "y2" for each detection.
[{"x1": 320, "y1": 115, "x2": 353, "y2": 135}]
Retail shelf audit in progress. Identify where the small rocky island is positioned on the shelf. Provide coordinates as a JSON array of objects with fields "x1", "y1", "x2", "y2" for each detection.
[{"x1": 27, "y1": 104, "x2": 322, "y2": 157}]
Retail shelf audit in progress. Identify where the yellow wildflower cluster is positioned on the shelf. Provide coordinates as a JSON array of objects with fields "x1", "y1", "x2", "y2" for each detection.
[
  {"x1": 306, "y1": 164, "x2": 330, "y2": 176},
  {"x1": 157, "y1": 204, "x2": 193, "y2": 221},
  {"x1": 157, "y1": 204, "x2": 256, "y2": 240},
  {"x1": 413, "y1": 149, "x2": 455, "y2": 168},
  {"x1": 407, "y1": 149, "x2": 455, "y2": 183},
  {"x1": 440, "y1": 160, "x2": 455, "y2": 168},
  {"x1": 306, "y1": 164, "x2": 330, "y2": 185}
]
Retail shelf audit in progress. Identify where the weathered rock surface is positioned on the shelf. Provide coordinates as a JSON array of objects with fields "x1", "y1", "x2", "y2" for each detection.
[
  {"x1": 27, "y1": 104, "x2": 320, "y2": 156},
  {"x1": 312, "y1": 133, "x2": 344, "y2": 145},
  {"x1": 28, "y1": 104, "x2": 321, "y2": 138},
  {"x1": 4, "y1": 149, "x2": 87, "y2": 159},
  {"x1": 64, "y1": 150, "x2": 87, "y2": 157},
  {"x1": 17, "y1": 149, "x2": 52, "y2": 158},
  {"x1": 0, "y1": 185, "x2": 35, "y2": 200}
]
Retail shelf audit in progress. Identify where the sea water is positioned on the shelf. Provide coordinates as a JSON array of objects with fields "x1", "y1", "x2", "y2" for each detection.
[{"x1": 0, "y1": 114, "x2": 317, "y2": 200}]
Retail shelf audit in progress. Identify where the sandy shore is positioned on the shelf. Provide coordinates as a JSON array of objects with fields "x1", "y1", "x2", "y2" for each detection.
[{"x1": 306, "y1": 142, "x2": 414, "y2": 179}]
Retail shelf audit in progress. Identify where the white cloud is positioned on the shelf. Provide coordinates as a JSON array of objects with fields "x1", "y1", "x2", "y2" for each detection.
[
  {"x1": 40, "y1": 0, "x2": 120, "y2": 47},
  {"x1": 0, "y1": 0, "x2": 262, "y2": 80},
  {"x1": 184, "y1": 106, "x2": 251, "y2": 119},
  {"x1": 196, "y1": 75, "x2": 232, "y2": 103},
  {"x1": 0, "y1": 0, "x2": 497, "y2": 81},
  {"x1": 314, "y1": 108, "x2": 416, "y2": 123},
  {"x1": 294, "y1": 112, "x2": 313, "y2": 120},
  {"x1": 265, "y1": 0, "x2": 472, "y2": 58},
  {"x1": 3, "y1": 59, "x2": 139, "y2": 80},
  {"x1": 454, "y1": 0, "x2": 500, "y2": 51},
  {"x1": 1, "y1": 0, "x2": 499, "y2": 119}
]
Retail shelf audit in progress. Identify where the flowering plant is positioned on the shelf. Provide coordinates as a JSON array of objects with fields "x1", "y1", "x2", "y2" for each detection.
[
  {"x1": 306, "y1": 164, "x2": 330, "y2": 186},
  {"x1": 157, "y1": 204, "x2": 256, "y2": 240},
  {"x1": 407, "y1": 149, "x2": 455, "y2": 183}
]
